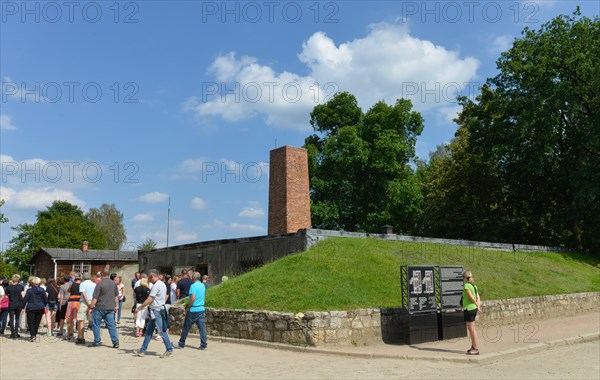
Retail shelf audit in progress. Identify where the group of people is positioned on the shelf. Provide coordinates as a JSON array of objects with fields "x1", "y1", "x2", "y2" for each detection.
[{"x1": 0, "y1": 268, "x2": 209, "y2": 358}]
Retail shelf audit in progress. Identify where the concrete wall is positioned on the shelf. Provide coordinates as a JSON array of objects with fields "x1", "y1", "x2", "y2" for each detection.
[
  {"x1": 305, "y1": 229, "x2": 578, "y2": 254},
  {"x1": 168, "y1": 292, "x2": 599, "y2": 347}
]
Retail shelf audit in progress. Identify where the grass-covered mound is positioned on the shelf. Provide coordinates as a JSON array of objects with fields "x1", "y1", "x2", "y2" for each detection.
[{"x1": 206, "y1": 237, "x2": 600, "y2": 313}]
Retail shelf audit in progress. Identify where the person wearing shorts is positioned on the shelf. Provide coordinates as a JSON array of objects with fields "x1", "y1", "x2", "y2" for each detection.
[
  {"x1": 65, "y1": 274, "x2": 82, "y2": 341},
  {"x1": 46, "y1": 279, "x2": 59, "y2": 333},
  {"x1": 56, "y1": 277, "x2": 70, "y2": 336},
  {"x1": 462, "y1": 270, "x2": 481, "y2": 355},
  {"x1": 77, "y1": 273, "x2": 96, "y2": 344}
]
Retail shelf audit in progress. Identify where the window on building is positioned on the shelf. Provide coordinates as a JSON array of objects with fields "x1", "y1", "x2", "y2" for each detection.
[{"x1": 72, "y1": 261, "x2": 92, "y2": 275}]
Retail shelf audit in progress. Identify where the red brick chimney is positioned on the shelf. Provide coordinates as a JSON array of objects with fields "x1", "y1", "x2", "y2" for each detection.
[
  {"x1": 82, "y1": 241, "x2": 89, "y2": 252},
  {"x1": 268, "y1": 146, "x2": 312, "y2": 235}
]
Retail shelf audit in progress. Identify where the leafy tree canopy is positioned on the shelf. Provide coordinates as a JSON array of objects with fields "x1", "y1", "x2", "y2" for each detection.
[
  {"x1": 305, "y1": 92, "x2": 424, "y2": 233},
  {"x1": 4, "y1": 200, "x2": 108, "y2": 271}
]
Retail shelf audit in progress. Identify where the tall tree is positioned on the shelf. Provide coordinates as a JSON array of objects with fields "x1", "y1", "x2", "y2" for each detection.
[
  {"x1": 87, "y1": 203, "x2": 127, "y2": 250},
  {"x1": 0, "y1": 199, "x2": 18, "y2": 277},
  {"x1": 421, "y1": 9, "x2": 599, "y2": 250},
  {"x1": 4, "y1": 201, "x2": 108, "y2": 271},
  {"x1": 305, "y1": 92, "x2": 424, "y2": 233}
]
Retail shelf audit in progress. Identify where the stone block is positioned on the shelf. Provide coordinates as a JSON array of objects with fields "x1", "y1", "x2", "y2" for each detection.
[
  {"x1": 324, "y1": 329, "x2": 338, "y2": 343},
  {"x1": 329, "y1": 317, "x2": 342, "y2": 329},
  {"x1": 274, "y1": 319, "x2": 288, "y2": 330}
]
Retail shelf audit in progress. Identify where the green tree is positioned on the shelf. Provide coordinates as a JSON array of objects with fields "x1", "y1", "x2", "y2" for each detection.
[
  {"x1": 4, "y1": 201, "x2": 108, "y2": 271},
  {"x1": 0, "y1": 199, "x2": 7, "y2": 224},
  {"x1": 421, "y1": 10, "x2": 599, "y2": 250},
  {"x1": 137, "y1": 238, "x2": 157, "y2": 251},
  {"x1": 305, "y1": 92, "x2": 424, "y2": 233},
  {"x1": 87, "y1": 203, "x2": 127, "y2": 250},
  {"x1": 0, "y1": 199, "x2": 16, "y2": 277}
]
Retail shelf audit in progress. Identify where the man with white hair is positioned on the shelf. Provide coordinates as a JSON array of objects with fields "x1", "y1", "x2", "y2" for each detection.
[
  {"x1": 133, "y1": 269, "x2": 173, "y2": 358},
  {"x1": 77, "y1": 273, "x2": 96, "y2": 344}
]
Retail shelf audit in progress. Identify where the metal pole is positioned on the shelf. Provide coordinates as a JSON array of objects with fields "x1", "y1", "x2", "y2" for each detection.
[{"x1": 166, "y1": 197, "x2": 171, "y2": 247}]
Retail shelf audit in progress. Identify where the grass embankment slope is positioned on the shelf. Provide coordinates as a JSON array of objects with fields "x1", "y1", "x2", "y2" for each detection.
[{"x1": 207, "y1": 237, "x2": 600, "y2": 313}]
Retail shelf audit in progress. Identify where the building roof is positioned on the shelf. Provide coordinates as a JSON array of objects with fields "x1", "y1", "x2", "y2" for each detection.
[{"x1": 30, "y1": 247, "x2": 138, "y2": 263}]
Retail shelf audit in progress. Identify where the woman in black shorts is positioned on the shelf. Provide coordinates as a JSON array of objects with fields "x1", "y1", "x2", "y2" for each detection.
[{"x1": 462, "y1": 270, "x2": 481, "y2": 355}]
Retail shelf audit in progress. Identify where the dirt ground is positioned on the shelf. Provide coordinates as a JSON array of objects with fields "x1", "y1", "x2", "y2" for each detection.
[{"x1": 1, "y1": 314, "x2": 598, "y2": 380}]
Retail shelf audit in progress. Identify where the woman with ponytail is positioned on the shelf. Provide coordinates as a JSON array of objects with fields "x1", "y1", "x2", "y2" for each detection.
[{"x1": 462, "y1": 270, "x2": 481, "y2": 355}]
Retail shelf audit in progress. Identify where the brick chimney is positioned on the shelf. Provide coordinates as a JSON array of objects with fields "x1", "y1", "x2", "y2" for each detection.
[
  {"x1": 82, "y1": 241, "x2": 89, "y2": 252},
  {"x1": 268, "y1": 146, "x2": 311, "y2": 235}
]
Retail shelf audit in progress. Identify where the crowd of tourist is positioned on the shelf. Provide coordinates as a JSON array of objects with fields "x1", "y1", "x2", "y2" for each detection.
[{"x1": 0, "y1": 268, "x2": 209, "y2": 357}]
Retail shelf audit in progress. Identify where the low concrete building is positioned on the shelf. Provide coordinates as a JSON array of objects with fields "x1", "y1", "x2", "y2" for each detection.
[{"x1": 138, "y1": 230, "x2": 309, "y2": 283}]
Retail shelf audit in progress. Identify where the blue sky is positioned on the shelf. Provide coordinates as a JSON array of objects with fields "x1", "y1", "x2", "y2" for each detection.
[{"x1": 1, "y1": 0, "x2": 598, "y2": 249}]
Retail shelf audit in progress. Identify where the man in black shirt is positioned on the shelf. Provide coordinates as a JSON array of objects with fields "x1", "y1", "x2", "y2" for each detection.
[
  {"x1": 7, "y1": 274, "x2": 24, "y2": 339},
  {"x1": 176, "y1": 270, "x2": 193, "y2": 299}
]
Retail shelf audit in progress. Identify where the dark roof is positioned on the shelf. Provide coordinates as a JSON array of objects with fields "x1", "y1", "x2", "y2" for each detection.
[{"x1": 30, "y1": 248, "x2": 138, "y2": 263}]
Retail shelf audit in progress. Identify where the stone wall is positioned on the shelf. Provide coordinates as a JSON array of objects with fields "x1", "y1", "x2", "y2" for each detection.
[
  {"x1": 168, "y1": 292, "x2": 599, "y2": 346},
  {"x1": 476, "y1": 292, "x2": 600, "y2": 324}
]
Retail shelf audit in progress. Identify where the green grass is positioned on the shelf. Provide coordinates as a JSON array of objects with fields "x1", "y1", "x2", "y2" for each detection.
[{"x1": 206, "y1": 237, "x2": 600, "y2": 313}]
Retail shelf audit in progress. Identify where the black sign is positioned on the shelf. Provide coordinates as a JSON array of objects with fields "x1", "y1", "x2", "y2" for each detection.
[
  {"x1": 406, "y1": 266, "x2": 436, "y2": 313},
  {"x1": 439, "y1": 266, "x2": 464, "y2": 310}
]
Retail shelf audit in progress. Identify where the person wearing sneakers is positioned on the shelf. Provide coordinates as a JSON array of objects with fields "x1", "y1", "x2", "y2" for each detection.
[
  {"x1": 89, "y1": 270, "x2": 120, "y2": 348},
  {"x1": 64, "y1": 273, "x2": 82, "y2": 341},
  {"x1": 177, "y1": 272, "x2": 207, "y2": 351},
  {"x1": 76, "y1": 273, "x2": 96, "y2": 344},
  {"x1": 133, "y1": 269, "x2": 173, "y2": 358},
  {"x1": 133, "y1": 277, "x2": 150, "y2": 337},
  {"x1": 23, "y1": 277, "x2": 48, "y2": 342},
  {"x1": 114, "y1": 276, "x2": 125, "y2": 326},
  {"x1": 462, "y1": 270, "x2": 481, "y2": 355}
]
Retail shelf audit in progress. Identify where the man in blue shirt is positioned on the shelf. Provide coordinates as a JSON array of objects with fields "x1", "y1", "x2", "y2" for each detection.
[{"x1": 177, "y1": 272, "x2": 207, "y2": 350}]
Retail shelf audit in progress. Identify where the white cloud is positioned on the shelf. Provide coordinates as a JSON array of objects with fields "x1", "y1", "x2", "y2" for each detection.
[
  {"x1": 0, "y1": 186, "x2": 85, "y2": 209},
  {"x1": 178, "y1": 157, "x2": 210, "y2": 173},
  {"x1": 229, "y1": 223, "x2": 266, "y2": 234},
  {"x1": 138, "y1": 192, "x2": 169, "y2": 203},
  {"x1": 488, "y1": 34, "x2": 513, "y2": 55},
  {"x1": 186, "y1": 22, "x2": 479, "y2": 129},
  {"x1": 191, "y1": 197, "x2": 207, "y2": 210},
  {"x1": 131, "y1": 213, "x2": 154, "y2": 222},
  {"x1": 173, "y1": 232, "x2": 198, "y2": 242},
  {"x1": 0, "y1": 114, "x2": 16, "y2": 130},
  {"x1": 238, "y1": 207, "x2": 265, "y2": 218}
]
